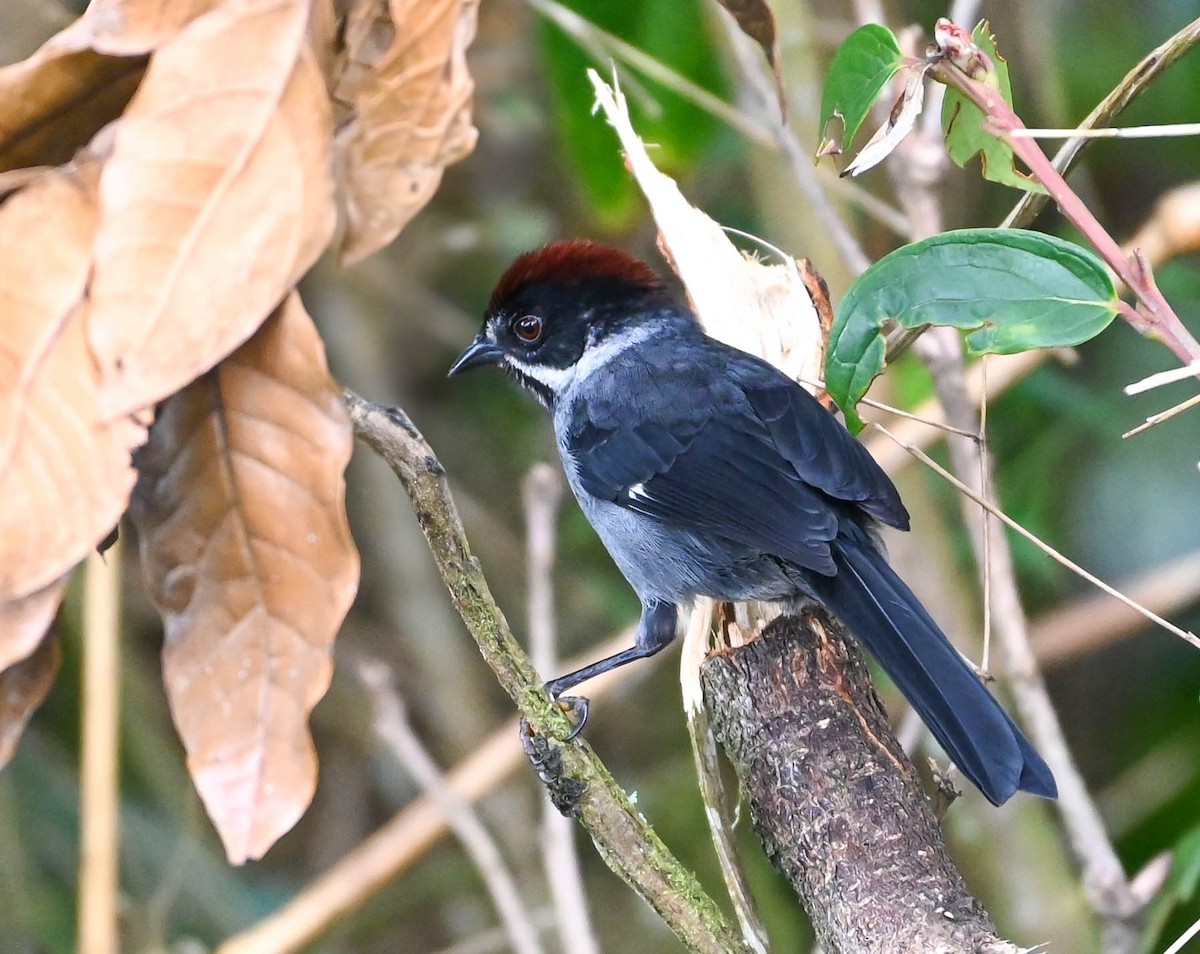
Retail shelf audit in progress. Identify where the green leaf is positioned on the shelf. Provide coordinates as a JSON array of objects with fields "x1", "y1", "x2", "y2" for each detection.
[
  {"x1": 536, "y1": 0, "x2": 728, "y2": 229},
  {"x1": 941, "y1": 21, "x2": 1046, "y2": 193},
  {"x1": 1140, "y1": 824, "x2": 1200, "y2": 954},
  {"x1": 828, "y1": 228, "x2": 1119, "y2": 432},
  {"x1": 818, "y1": 24, "x2": 904, "y2": 156}
]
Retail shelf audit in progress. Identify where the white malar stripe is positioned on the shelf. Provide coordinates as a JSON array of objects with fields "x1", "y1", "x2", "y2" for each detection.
[
  {"x1": 504, "y1": 358, "x2": 576, "y2": 394},
  {"x1": 506, "y1": 322, "x2": 661, "y2": 399},
  {"x1": 575, "y1": 323, "x2": 658, "y2": 385}
]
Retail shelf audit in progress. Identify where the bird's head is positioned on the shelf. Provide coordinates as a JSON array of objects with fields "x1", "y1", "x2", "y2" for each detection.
[{"x1": 448, "y1": 240, "x2": 686, "y2": 406}]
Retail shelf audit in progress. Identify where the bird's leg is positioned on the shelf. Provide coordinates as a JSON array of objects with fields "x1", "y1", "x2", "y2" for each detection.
[{"x1": 543, "y1": 600, "x2": 678, "y2": 737}]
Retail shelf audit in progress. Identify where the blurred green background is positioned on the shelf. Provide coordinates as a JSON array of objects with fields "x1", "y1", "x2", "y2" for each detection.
[{"x1": 2, "y1": 0, "x2": 1199, "y2": 951}]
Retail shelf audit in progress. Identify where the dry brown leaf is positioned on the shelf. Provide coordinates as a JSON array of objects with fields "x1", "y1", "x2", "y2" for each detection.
[
  {"x1": 0, "y1": 0, "x2": 218, "y2": 172},
  {"x1": 0, "y1": 165, "x2": 147, "y2": 602},
  {"x1": 334, "y1": 0, "x2": 479, "y2": 265},
  {"x1": 307, "y1": 0, "x2": 341, "y2": 81},
  {"x1": 0, "y1": 47, "x2": 143, "y2": 173},
  {"x1": 717, "y1": 0, "x2": 786, "y2": 117},
  {"x1": 87, "y1": 0, "x2": 336, "y2": 419},
  {"x1": 0, "y1": 577, "x2": 68, "y2": 675},
  {"x1": 131, "y1": 294, "x2": 359, "y2": 864},
  {"x1": 0, "y1": 630, "x2": 62, "y2": 770}
]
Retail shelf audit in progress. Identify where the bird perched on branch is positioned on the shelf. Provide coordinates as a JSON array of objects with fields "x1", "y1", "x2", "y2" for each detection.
[{"x1": 450, "y1": 240, "x2": 1056, "y2": 805}]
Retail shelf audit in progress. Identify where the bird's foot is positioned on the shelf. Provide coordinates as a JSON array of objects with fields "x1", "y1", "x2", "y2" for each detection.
[{"x1": 519, "y1": 716, "x2": 587, "y2": 817}]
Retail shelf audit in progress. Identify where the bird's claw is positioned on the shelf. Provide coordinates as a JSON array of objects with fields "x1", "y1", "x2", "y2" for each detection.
[{"x1": 554, "y1": 694, "x2": 590, "y2": 740}]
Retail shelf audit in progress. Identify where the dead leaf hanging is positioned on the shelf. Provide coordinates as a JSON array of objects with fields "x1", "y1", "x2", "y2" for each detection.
[
  {"x1": 87, "y1": 0, "x2": 336, "y2": 419},
  {"x1": 334, "y1": 0, "x2": 479, "y2": 265},
  {"x1": 717, "y1": 0, "x2": 787, "y2": 117},
  {"x1": 0, "y1": 630, "x2": 62, "y2": 771},
  {"x1": 0, "y1": 0, "x2": 219, "y2": 172},
  {"x1": 0, "y1": 164, "x2": 146, "y2": 605},
  {"x1": 0, "y1": 577, "x2": 68, "y2": 677},
  {"x1": 131, "y1": 294, "x2": 359, "y2": 864}
]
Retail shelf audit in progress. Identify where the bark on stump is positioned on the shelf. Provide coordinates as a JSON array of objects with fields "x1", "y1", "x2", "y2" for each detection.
[{"x1": 701, "y1": 610, "x2": 1023, "y2": 954}]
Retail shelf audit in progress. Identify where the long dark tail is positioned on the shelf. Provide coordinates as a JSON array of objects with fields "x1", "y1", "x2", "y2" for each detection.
[{"x1": 809, "y1": 536, "x2": 1056, "y2": 805}]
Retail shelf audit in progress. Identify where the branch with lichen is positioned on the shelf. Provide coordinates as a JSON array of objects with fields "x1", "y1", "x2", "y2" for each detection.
[{"x1": 342, "y1": 390, "x2": 749, "y2": 954}]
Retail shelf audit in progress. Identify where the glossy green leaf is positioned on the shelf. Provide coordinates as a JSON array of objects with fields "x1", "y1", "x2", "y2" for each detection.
[
  {"x1": 1139, "y1": 823, "x2": 1200, "y2": 954},
  {"x1": 536, "y1": 0, "x2": 728, "y2": 229},
  {"x1": 828, "y1": 228, "x2": 1119, "y2": 432},
  {"x1": 817, "y1": 24, "x2": 903, "y2": 155},
  {"x1": 941, "y1": 21, "x2": 1046, "y2": 193}
]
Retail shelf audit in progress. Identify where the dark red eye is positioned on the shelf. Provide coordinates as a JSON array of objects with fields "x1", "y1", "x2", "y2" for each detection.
[{"x1": 512, "y1": 314, "x2": 543, "y2": 342}]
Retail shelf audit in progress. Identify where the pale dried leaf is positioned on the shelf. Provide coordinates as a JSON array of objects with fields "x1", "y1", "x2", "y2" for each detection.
[
  {"x1": 0, "y1": 0, "x2": 218, "y2": 172},
  {"x1": 88, "y1": 0, "x2": 336, "y2": 419},
  {"x1": 588, "y1": 71, "x2": 823, "y2": 388},
  {"x1": 843, "y1": 69, "x2": 925, "y2": 178},
  {"x1": 0, "y1": 629, "x2": 62, "y2": 770},
  {"x1": 0, "y1": 577, "x2": 68, "y2": 675},
  {"x1": 334, "y1": 0, "x2": 479, "y2": 265},
  {"x1": 131, "y1": 294, "x2": 359, "y2": 864},
  {"x1": 0, "y1": 165, "x2": 147, "y2": 600}
]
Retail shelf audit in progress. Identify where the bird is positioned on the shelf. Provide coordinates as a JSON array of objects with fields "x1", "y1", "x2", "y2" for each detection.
[{"x1": 449, "y1": 239, "x2": 1057, "y2": 805}]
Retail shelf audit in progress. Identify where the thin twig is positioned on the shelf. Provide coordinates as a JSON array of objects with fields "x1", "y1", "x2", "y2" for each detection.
[
  {"x1": 1005, "y1": 16, "x2": 1200, "y2": 229},
  {"x1": 1031, "y1": 550, "x2": 1200, "y2": 669},
  {"x1": 1122, "y1": 391, "x2": 1200, "y2": 439},
  {"x1": 1009, "y1": 122, "x2": 1200, "y2": 139},
  {"x1": 527, "y1": 0, "x2": 773, "y2": 146},
  {"x1": 357, "y1": 659, "x2": 545, "y2": 954},
  {"x1": 681, "y1": 600, "x2": 772, "y2": 954},
  {"x1": 978, "y1": 356, "x2": 992, "y2": 673},
  {"x1": 873, "y1": 420, "x2": 1200, "y2": 650},
  {"x1": 1163, "y1": 914, "x2": 1200, "y2": 954},
  {"x1": 718, "y1": 14, "x2": 872, "y2": 276},
  {"x1": 864, "y1": 350, "x2": 1049, "y2": 473},
  {"x1": 79, "y1": 542, "x2": 122, "y2": 954},
  {"x1": 1125, "y1": 359, "x2": 1200, "y2": 395},
  {"x1": 522, "y1": 465, "x2": 600, "y2": 954}
]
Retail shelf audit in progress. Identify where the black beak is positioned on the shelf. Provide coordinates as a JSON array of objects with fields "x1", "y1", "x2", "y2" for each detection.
[{"x1": 448, "y1": 335, "x2": 505, "y2": 377}]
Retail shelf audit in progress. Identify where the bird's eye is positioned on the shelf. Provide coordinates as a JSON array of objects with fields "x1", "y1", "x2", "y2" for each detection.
[{"x1": 512, "y1": 314, "x2": 543, "y2": 343}]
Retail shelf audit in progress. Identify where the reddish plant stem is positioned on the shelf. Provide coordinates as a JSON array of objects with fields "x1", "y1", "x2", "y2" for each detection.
[{"x1": 929, "y1": 54, "x2": 1200, "y2": 367}]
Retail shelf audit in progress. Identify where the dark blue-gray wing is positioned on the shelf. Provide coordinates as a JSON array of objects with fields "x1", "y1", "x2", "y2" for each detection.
[
  {"x1": 738, "y1": 355, "x2": 909, "y2": 530},
  {"x1": 564, "y1": 342, "x2": 907, "y2": 574},
  {"x1": 567, "y1": 384, "x2": 842, "y2": 575}
]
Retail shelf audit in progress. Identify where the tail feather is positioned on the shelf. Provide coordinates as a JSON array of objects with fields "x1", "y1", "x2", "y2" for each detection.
[{"x1": 810, "y1": 538, "x2": 1056, "y2": 805}]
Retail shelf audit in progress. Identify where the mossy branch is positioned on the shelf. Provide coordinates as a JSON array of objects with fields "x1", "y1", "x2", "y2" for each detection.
[{"x1": 344, "y1": 390, "x2": 749, "y2": 953}]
